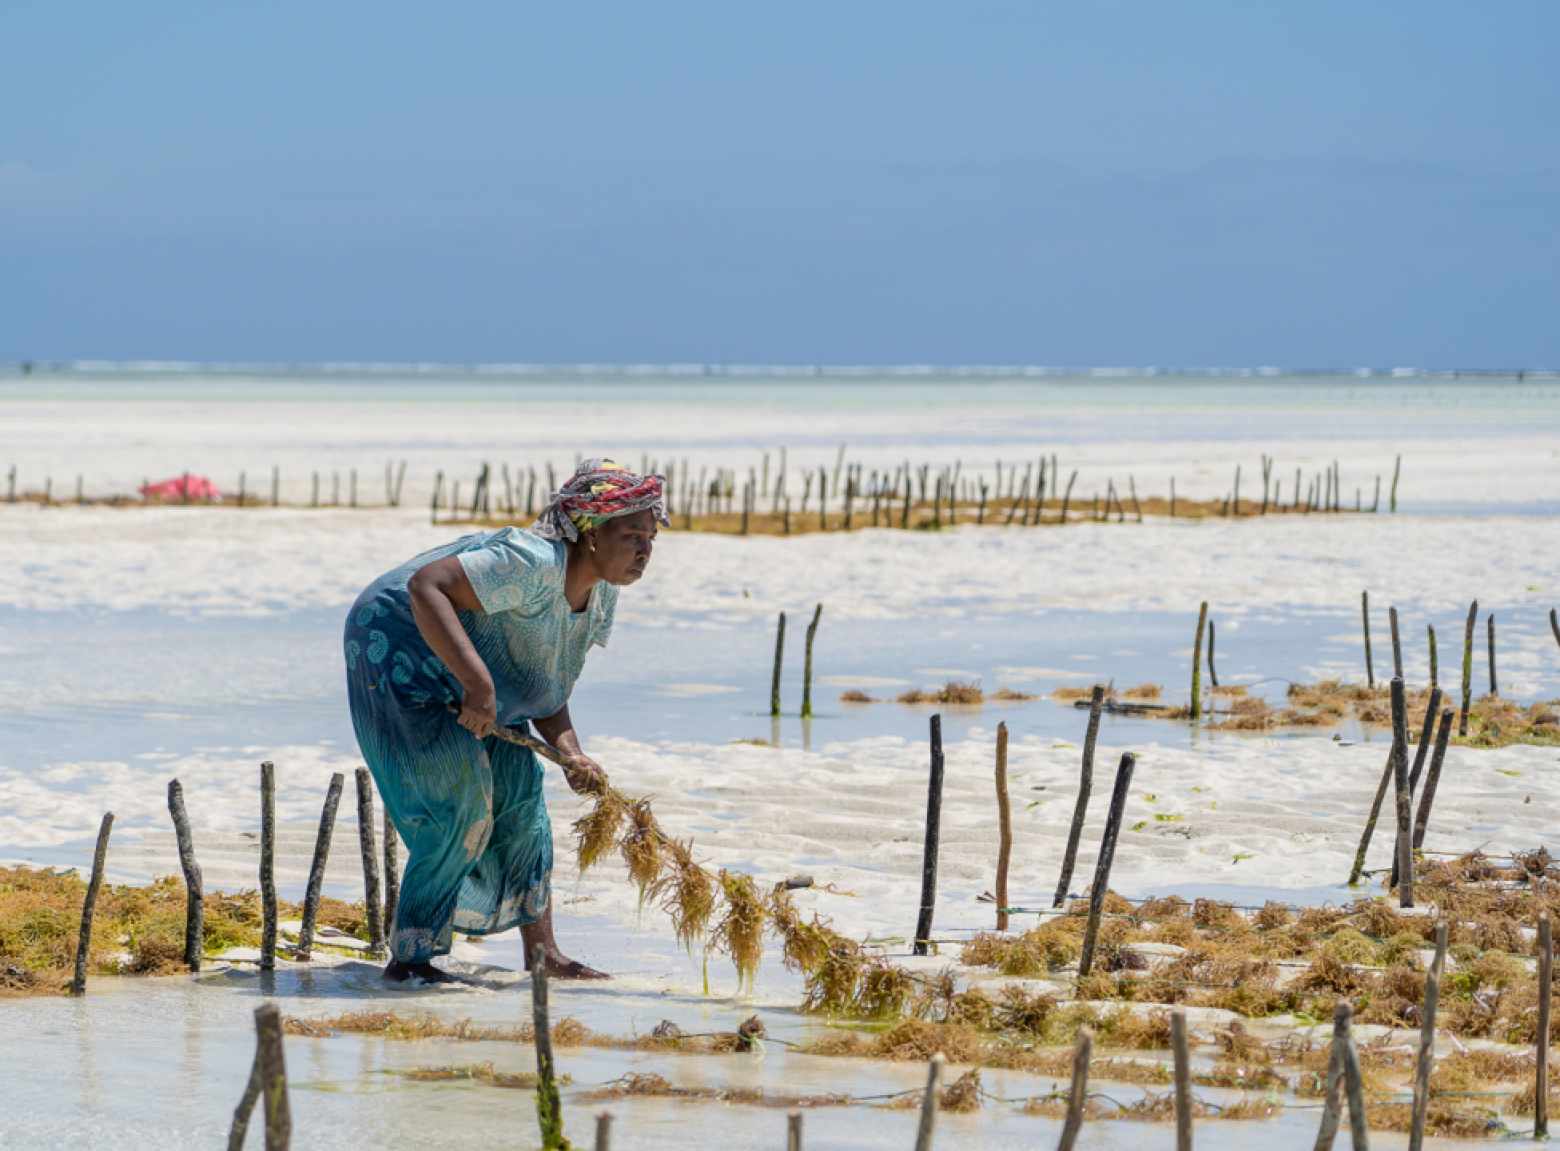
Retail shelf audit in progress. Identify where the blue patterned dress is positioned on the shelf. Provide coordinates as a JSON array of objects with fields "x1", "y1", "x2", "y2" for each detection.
[{"x1": 344, "y1": 528, "x2": 617, "y2": 965}]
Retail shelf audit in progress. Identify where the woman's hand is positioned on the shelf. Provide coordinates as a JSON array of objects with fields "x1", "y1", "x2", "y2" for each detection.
[
  {"x1": 562, "y1": 752, "x2": 608, "y2": 796},
  {"x1": 457, "y1": 681, "x2": 498, "y2": 739}
]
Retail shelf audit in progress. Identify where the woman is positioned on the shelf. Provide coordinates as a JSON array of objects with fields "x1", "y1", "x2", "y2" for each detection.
[{"x1": 344, "y1": 459, "x2": 665, "y2": 982}]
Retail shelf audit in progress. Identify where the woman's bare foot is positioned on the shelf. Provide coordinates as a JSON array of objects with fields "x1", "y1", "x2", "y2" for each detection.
[
  {"x1": 382, "y1": 959, "x2": 458, "y2": 984},
  {"x1": 522, "y1": 909, "x2": 610, "y2": 980}
]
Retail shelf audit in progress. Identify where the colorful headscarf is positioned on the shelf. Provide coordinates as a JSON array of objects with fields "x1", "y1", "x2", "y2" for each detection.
[{"x1": 531, "y1": 458, "x2": 669, "y2": 543}]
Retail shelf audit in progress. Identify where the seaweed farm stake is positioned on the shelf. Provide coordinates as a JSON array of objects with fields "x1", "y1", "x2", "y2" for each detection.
[
  {"x1": 230, "y1": 1004, "x2": 292, "y2": 1150},
  {"x1": 1054, "y1": 685, "x2": 1104, "y2": 907},
  {"x1": 1406, "y1": 687, "x2": 1443, "y2": 796},
  {"x1": 1389, "y1": 606, "x2": 1403, "y2": 680},
  {"x1": 1313, "y1": 1000, "x2": 1350, "y2": 1151},
  {"x1": 1207, "y1": 620, "x2": 1219, "y2": 689},
  {"x1": 1232, "y1": 464, "x2": 1241, "y2": 515},
  {"x1": 1459, "y1": 601, "x2": 1477, "y2": 735},
  {"x1": 260, "y1": 761, "x2": 278, "y2": 970},
  {"x1": 1412, "y1": 709, "x2": 1455, "y2": 850},
  {"x1": 914, "y1": 1053, "x2": 945, "y2": 1151},
  {"x1": 1427, "y1": 624, "x2": 1438, "y2": 689},
  {"x1": 1347, "y1": 733, "x2": 1400, "y2": 888},
  {"x1": 1076, "y1": 752, "x2": 1137, "y2": 978},
  {"x1": 1338, "y1": 1002, "x2": 1370, "y2": 1151},
  {"x1": 1391, "y1": 454, "x2": 1401, "y2": 513},
  {"x1": 1170, "y1": 477, "x2": 1176, "y2": 517},
  {"x1": 1172, "y1": 1007, "x2": 1192, "y2": 1151},
  {"x1": 1487, "y1": 612, "x2": 1498, "y2": 695},
  {"x1": 383, "y1": 807, "x2": 399, "y2": 933},
  {"x1": 994, "y1": 721, "x2": 1012, "y2": 931},
  {"x1": 297, "y1": 772, "x2": 345, "y2": 960},
  {"x1": 597, "y1": 1112, "x2": 614, "y2": 1151},
  {"x1": 1191, "y1": 602, "x2": 1208, "y2": 720},
  {"x1": 1059, "y1": 469, "x2": 1077, "y2": 524},
  {"x1": 1361, "y1": 592, "x2": 1375, "y2": 689},
  {"x1": 912, "y1": 715, "x2": 945, "y2": 957},
  {"x1": 1538, "y1": 911, "x2": 1552, "y2": 1139},
  {"x1": 1551, "y1": 607, "x2": 1560, "y2": 655},
  {"x1": 785, "y1": 1111, "x2": 800, "y2": 1151},
  {"x1": 69, "y1": 811, "x2": 114, "y2": 995},
  {"x1": 1408, "y1": 921, "x2": 1448, "y2": 1151},
  {"x1": 1057, "y1": 1026, "x2": 1094, "y2": 1151},
  {"x1": 770, "y1": 612, "x2": 786, "y2": 718},
  {"x1": 532, "y1": 942, "x2": 570, "y2": 1150},
  {"x1": 354, "y1": 768, "x2": 386, "y2": 955},
  {"x1": 168, "y1": 779, "x2": 204, "y2": 971},
  {"x1": 800, "y1": 603, "x2": 822, "y2": 719},
  {"x1": 1390, "y1": 678, "x2": 1414, "y2": 907}
]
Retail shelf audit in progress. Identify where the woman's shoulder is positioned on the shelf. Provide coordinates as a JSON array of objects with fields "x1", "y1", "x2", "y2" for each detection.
[{"x1": 457, "y1": 528, "x2": 566, "y2": 613}]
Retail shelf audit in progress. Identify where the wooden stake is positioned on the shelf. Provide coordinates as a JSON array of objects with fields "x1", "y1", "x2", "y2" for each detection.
[
  {"x1": 383, "y1": 806, "x2": 399, "y2": 937},
  {"x1": 1391, "y1": 454, "x2": 1401, "y2": 513},
  {"x1": 1170, "y1": 476, "x2": 1176, "y2": 517},
  {"x1": 69, "y1": 812, "x2": 114, "y2": 995},
  {"x1": 914, "y1": 1053, "x2": 945, "y2": 1151},
  {"x1": 1390, "y1": 677, "x2": 1414, "y2": 907},
  {"x1": 354, "y1": 768, "x2": 386, "y2": 955},
  {"x1": 1207, "y1": 619, "x2": 1219, "y2": 689},
  {"x1": 1408, "y1": 921, "x2": 1448, "y2": 1151},
  {"x1": 1339, "y1": 1002, "x2": 1370, "y2": 1151},
  {"x1": 1487, "y1": 612, "x2": 1498, "y2": 696},
  {"x1": 297, "y1": 772, "x2": 344, "y2": 960},
  {"x1": 1406, "y1": 687, "x2": 1443, "y2": 796},
  {"x1": 786, "y1": 1110, "x2": 801, "y2": 1151},
  {"x1": 1362, "y1": 592, "x2": 1375, "y2": 688},
  {"x1": 1057, "y1": 1025, "x2": 1094, "y2": 1151},
  {"x1": 532, "y1": 943, "x2": 569, "y2": 1149},
  {"x1": 770, "y1": 612, "x2": 786, "y2": 718},
  {"x1": 913, "y1": 715, "x2": 945, "y2": 957},
  {"x1": 256, "y1": 1003, "x2": 292, "y2": 1150},
  {"x1": 1539, "y1": 911, "x2": 1552, "y2": 1139},
  {"x1": 1191, "y1": 601, "x2": 1208, "y2": 720},
  {"x1": 1348, "y1": 736, "x2": 1399, "y2": 887},
  {"x1": 800, "y1": 603, "x2": 822, "y2": 719},
  {"x1": 1172, "y1": 1007, "x2": 1192, "y2": 1151},
  {"x1": 1233, "y1": 464, "x2": 1241, "y2": 515},
  {"x1": 994, "y1": 722, "x2": 1012, "y2": 931},
  {"x1": 1459, "y1": 600, "x2": 1477, "y2": 735},
  {"x1": 1076, "y1": 753, "x2": 1136, "y2": 978},
  {"x1": 1313, "y1": 1000, "x2": 1351, "y2": 1151},
  {"x1": 1054, "y1": 685, "x2": 1105, "y2": 908},
  {"x1": 596, "y1": 1111, "x2": 614, "y2": 1151},
  {"x1": 1412, "y1": 708, "x2": 1455, "y2": 850},
  {"x1": 168, "y1": 780, "x2": 204, "y2": 971},
  {"x1": 1059, "y1": 469, "x2": 1077, "y2": 524},
  {"x1": 1389, "y1": 606, "x2": 1403, "y2": 680},
  {"x1": 1428, "y1": 624, "x2": 1438, "y2": 689},
  {"x1": 260, "y1": 761, "x2": 278, "y2": 970},
  {"x1": 1551, "y1": 607, "x2": 1560, "y2": 654}
]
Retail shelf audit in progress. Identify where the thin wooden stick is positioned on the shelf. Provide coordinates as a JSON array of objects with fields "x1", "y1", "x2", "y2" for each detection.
[
  {"x1": 1459, "y1": 600, "x2": 1477, "y2": 735},
  {"x1": 1391, "y1": 678, "x2": 1414, "y2": 907},
  {"x1": 770, "y1": 612, "x2": 786, "y2": 718},
  {"x1": 914, "y1": 1053, "x2": 945, "y2": 1151},
  {"x1": 532, "y1": 943, "x2": 569, "y2": 1149},
  {"x1": 355, "y1": 768, "x2": 386, "y2": 956},
  {"x1": 1076, "y1": 753, "x2": 1137, "y2": 978},
  {"x1": 800, "y1": 603, "x2": 822, "y2": 719},
  {"x1": 1191, "y1": 602, "x2": 1208, "y2": 720},
  {"x1": 1313, "y1": 1001, "x2": 1350, "y2": 1151},
  {"x1": 1408, "y1": 920, "x2": 1448, "y2": 1151},
  {"x1": 1172, "y1": 1007, "x2": 1192, "y2": 1151},
  {"x1": 228, "y1": 1058, "x2": 262, "y2": 1151},
  {"x1": 1054, "y1": 685, "x2": 1104, "y2": 907},
  {"x1": 913, "y1": 715, "x2": 945, "y2": 957},
  {"x1": 254, "y1": 1003, "x2": 292, "y2": 1150},
  {"x1": 1412, "y1": 708, "x2": 1455, "y2": 851},
  {"x1": 994, "y1": 721, "x2": 1012, "y2": 931},
  {"x1": 69, "y1": 812, "x2": 114, "y2": 995},
  {"x1": 1427, "y1": 624, "x2": 1438, "y2": 689},
  {"x1": 1338, "y1": 1001, "x2": 1370, "y2": 1151},
  {"x1": 1551, "y1": 608, "x2": 1560, "y2": 655},
  {"x1": 297, "y1": 773, "x2": 345, "y2": 961},
  {"x1": 383, "y1": 806, "x2": 399, "y2": 939},
  {"x1": 1348, "y1": 738, "x2": 1398, "y2": 887},
  {"x1": 168, "y1": 779, "x2": 204, "y2": 971},
  {"x1": 1406, "y1": 687, "x2": 1443, "y2": 796},
  {"x1": 1058, "y1": 1026, "x2": 1094, "y2": 1151},
  {"x1": 1207, "y1": 619, "x2": 1219, "y2": 688},
  {"x1": 1059, "y1": 469, "x2": 1077, "y2": 524},
  {"x1": 261, "y1": 761, "x2": 277, "y2": 970},
  {"x1": 1487, "y1": 612, "x2": 1498, "y2": 696},
  {"x1": 1539, "y1": 911, "x2": 1553, "y2": 1138},
  {"x1": 596, "y1": 1111, "x2": 614, "y2": 1151},
  {"x1": 1389, "y1": 606, "x2": 1404, "y2": 680},
  {"x1": 1362, "y1": 592, "x2": 1375, "y2": 689},
  {"x1": 1391, "y1": 454, "x2": 1401, "y2": 513}
]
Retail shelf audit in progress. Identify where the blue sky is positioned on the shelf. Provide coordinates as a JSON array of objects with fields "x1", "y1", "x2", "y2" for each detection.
[{"x1": 2, "y1": 2, "x2": 1556, "y2": 367}]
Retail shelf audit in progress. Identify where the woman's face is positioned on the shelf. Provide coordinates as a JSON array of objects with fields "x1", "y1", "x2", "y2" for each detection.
[{"x1": 586, "y1": 510, "x2": 658, "y2": 585}]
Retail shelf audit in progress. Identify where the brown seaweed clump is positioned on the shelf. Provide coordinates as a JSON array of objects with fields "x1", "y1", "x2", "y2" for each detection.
[
  {"x1": 570, "y1": 792, "x2": 626, "y2": 874},
  {"x1": 708, "y1": 870, "x2": 769, "y2": 989},
  {"x1": 647, "y1": 838, "x2": 716, "y2": 952},
  {"x1": 619, "y1": 797, "x2": 664, "y2": 900}
]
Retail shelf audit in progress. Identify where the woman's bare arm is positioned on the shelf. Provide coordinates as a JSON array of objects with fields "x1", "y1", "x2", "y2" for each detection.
[
  {"x1": 535, "y1": 704, "x2": 607, "y2": 794},
  {"x1": 407, "y1": 556, "x2": 496, "y2": 737}
]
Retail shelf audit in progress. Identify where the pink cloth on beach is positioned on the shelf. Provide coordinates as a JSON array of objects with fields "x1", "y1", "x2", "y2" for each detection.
[{"x1": 140, "y1": 475, "x2": 222, "y2": 500}]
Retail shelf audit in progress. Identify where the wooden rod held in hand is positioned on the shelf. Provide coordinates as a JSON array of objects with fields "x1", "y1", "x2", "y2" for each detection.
[
  {"x1": 1077, "y1": 753, "x2": 1137, "y2": 978},
  {"x1": 994, "y1": 722, "x2": 1012, "y2": 931},
  {"x1": 914, "y1": 1053, "x2": 945, "y2": 1151},
  {"x1": 296, "y1": 772, "x2": 344, "y2": 960},
  {"x1": 1172, "y1": 1007, "x2": 1193, "y2": 1151},
  {"x1": 1058, "y1": 1026, "x2": 1094, "y2": 1151},
  {"x1": 260, "y1": 761, "x2": 277, "y2": 970},
  {"x1": 168, "y1": 780, "x2": 203, "y2": 971},
  {"x1": 913, "y1": 715, "x2": 945, "y2": 956},
  {"x1": 1539, "y1": 911, "x2": 1552, "y2": 1139},
  {"x1": 354, "y1": 768, "x2": 386, "y2": 956},
  {"x1": 1054, "y1": 685, "x2": 1104, "y2": 908},
  {"x1": 1408, "y1": 920, "x2": 1447, "y2": 1151},
  {"x1": 70, "y1": 812, "x2": 114, "y2": 995}
]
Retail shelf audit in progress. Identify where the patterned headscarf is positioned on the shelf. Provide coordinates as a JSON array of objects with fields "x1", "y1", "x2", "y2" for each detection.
[{"x1": 531, "y1": 458, "x2": 669, "y2": 543}]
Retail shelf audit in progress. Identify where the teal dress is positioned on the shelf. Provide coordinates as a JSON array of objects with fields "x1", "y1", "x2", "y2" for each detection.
[{"x1": 344, "y1": 528, "x2": 617, "y2": 965}]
